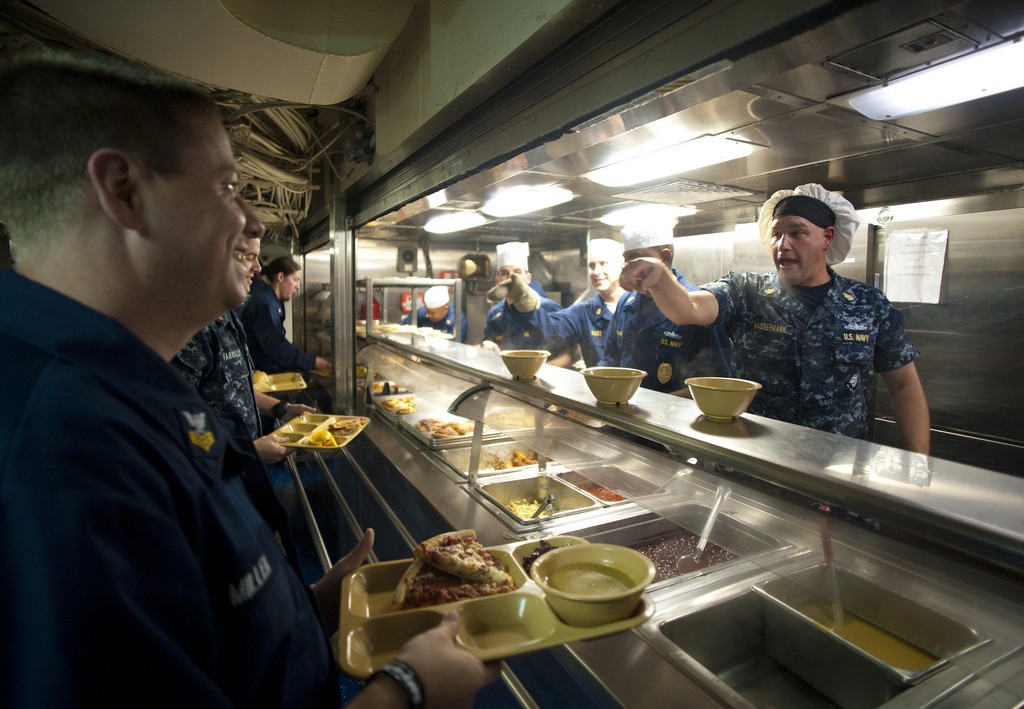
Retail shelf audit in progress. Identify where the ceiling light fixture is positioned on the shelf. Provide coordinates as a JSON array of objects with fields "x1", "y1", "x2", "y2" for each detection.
[
  {"x1": 599, "y1": 204, "x2": 697, "y2": 227},
  {"x1": 844, "y1": 38, "x2": 1024, "y2": 120},
  {"x1": 423, "y1": 211, "x2": 486, "y2": 234},
  {"x1": 481, "y1": 185, "x2": 574, "y2": 217},
  {"x1": 584, "y1": 135, "x2": 756, "y2": 187}
]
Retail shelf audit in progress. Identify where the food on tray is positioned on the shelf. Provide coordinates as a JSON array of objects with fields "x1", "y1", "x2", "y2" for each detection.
[
  {"x1": 506, "y1": 498, "x2": 552, "y2": 519},
  {"x1": 414, "y1": 529, "x2": 512, "y2": 585},
  {"x1": 629, "y1": 531, "x2": 736, "y2": 582},
  {"x1": 483, "y1": 449, "x2": 538, "y2": 470},
  {"x1": 415, "y1": 417, "x2": 478, "y2": 438},
  {"x1": 520, "y1": 539, "x2": 564, "y2": 574},
  {"x1": 306, "y1": 429, "x2": 339, "y2": 447},
  {"x1": 377, "y1": 396, "x2": 416, "y2": 414},
  {"x1": 327, "y1": 417, "x2": 365, "y2": 437},
  {"x1": 392, "y1": 530, "x2": 514, "y2": 610},
  {"x1": 252, "y1": 370, "x2": 270, "y2": 388},
  {"x1": 557, "y1": 470, "x2": 626, "y2": 502},
  {"x1": 488, "y1": 410, "x2": 539, "y2": 430}
]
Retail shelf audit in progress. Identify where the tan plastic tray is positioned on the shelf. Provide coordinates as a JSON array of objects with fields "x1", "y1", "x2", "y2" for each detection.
[
  {"x1": 270, "y1": 413, "x2": 370, "y2": 450},
  {"x1": 253, "y1": 371, "x2": 307, "y2": 393},
  {"x1": 336, "y1": 536, "x2": 655, "y2": 678}
]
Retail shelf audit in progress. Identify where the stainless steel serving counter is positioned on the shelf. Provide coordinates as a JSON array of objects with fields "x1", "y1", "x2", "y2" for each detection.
[
  {"x1": 337, "y1": 334, "x2": 1024, "y2": 707},
  {"x1": 363, "y1": 333, "x2": 1024, "y2": 578}
]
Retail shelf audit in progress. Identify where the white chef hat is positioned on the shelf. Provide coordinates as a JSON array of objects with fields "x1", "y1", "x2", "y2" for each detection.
[
  {"x1": 622, "y1": 224, "x2": 674, "y2": 251},
  {"x1": 423, "y1": 285, "x2": 449, "y2": 309},
  {"x1": 495, "y1": 241, "x2": 530, "y2": 270},
  {"x1": 587, "y1": 238, "x2": 624, "y2": 264},
  {"x1": 758, "y1": 183, "x2": 859, "y2": 265}
]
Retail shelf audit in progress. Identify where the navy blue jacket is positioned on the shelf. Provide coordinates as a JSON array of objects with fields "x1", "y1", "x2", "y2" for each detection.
[
  {"x1": 0, "y1": 270, "x2": 334, "y2": 708},
  {"x1": 239, "y1": 279, "x2": 315, "y2": 373}
]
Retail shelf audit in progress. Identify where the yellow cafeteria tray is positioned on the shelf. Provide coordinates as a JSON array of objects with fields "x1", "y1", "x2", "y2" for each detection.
[
  {"x1": 270, "y1": 413, "x2": 370, "y2": 450},
  {"x1": 336, "y1": 536, "x2": 654, "y2": 678},
  {"x1": 253, "y1": 371, "x2": 307, "y2": 393}
]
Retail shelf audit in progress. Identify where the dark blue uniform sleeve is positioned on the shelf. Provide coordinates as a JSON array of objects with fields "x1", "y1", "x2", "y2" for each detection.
[{"x1": 506, "y1": 301, "x2": 589, "y2": 345}]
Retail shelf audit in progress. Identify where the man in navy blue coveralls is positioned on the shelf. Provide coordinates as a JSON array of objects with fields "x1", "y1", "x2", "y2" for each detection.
[
  {"x1": 0, "y1": 50, "x2": 499, "y2": 708},
  {"x1": 619, "y1": 183, "x2": 930, "y2": 454},
  {"x1": 400, "y1": 284, "x2": 468, "y2": 342},
  {"x1": 481, "y1": 240, "x2": 566, "y2": 356},
  {"x1": 503, "y1": 238, "x2": 626, "y2": 368},
  {"x1": 600, "y1": 227, "x2": 732, "y2": 394}
]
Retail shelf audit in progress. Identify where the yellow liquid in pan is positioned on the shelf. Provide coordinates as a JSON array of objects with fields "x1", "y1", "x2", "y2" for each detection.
[{"x1": 799, "y1": 602, "x2": 938, "y2": 671}]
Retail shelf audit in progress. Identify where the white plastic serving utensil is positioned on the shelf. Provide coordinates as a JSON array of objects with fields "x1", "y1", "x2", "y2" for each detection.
[{"x1": 677, "y1": 485, "x2": 731, "y2": 573}]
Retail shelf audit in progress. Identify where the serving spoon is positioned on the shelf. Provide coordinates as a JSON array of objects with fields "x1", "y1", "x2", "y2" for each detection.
[{"x1": 677, "y1": 485, "x2": 731, "y2": 573}]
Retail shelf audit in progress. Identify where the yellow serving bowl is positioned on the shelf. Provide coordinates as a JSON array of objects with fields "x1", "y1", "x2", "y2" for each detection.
[
  {"x1": 499, "y1": 350, "x2": 550, "y2": 379},
  {"x1": 580, "y1": 366, "x2": 646, "y2": 405},
  {"x1": 530, "y1": 543, "x2": 655, "y2": 627},
  {"x1": 685, "y1": 376, "x2": 762, "y2": 421}
]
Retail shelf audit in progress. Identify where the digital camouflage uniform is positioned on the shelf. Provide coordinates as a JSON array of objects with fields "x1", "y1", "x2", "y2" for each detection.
[
  {"x1": 601, "y1": 269, "x2": 732, "y2": 393},
  {"x1": 173, "y1": 311, "x2": 260, "y2": 439},
  {"x1": 704, "y1": 268, "x2": 919, "y2": 439},
  {"x1": 172, "y1": 309, "x2": 300, "y2": 572}
]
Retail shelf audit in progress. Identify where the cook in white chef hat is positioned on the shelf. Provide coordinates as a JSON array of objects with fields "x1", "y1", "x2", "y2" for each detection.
[
  {"x1": 587, "y1": 238, "x2": 624, "y2": 264},
  {"x1": 422, "y1": 285, "x2": 450, "y2": 310},
  {"x1": 758, "y1": 183, "x2": 859, "y2": 265},
  {"x1": 495, "y1": 240, "x2": 530, "y2": 271},
  {"x1": 621, "y1": 223, "x2": 674, "y2": 253}
]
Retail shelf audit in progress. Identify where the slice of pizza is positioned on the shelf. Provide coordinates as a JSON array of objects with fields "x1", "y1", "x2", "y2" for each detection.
[
  {"x1": 392, "y1": 559, "x2": 513, "y2": 611},
  {"x1": 412, "y1": 529, "x2": 513, "y2": 586}
]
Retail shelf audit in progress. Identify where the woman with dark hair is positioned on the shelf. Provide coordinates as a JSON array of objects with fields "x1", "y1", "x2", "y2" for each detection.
[{"x1": 240, "y1": 255, "x2": 330, "y2": 374}]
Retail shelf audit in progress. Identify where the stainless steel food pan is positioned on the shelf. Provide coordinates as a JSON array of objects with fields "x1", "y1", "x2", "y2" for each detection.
[{"x1": 477, "y1": 473, "x2": 599, "y2": 525}]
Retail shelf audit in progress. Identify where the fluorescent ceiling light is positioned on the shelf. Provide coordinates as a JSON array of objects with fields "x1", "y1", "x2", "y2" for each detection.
[
  {"x1": 423, "y1": 211, "x2": 486, "y2": 234},
  {"x1": 482, "y1": 185, "x2": 574, "y2": 217},
  {"x1": 584, "y1": 135, "x2": 756, "y2": 187},
  {"x1": 845, "y1": 39, "x2": 1024, "y2": 120},
  {"x1": 599, "y1": 204, "x2": 696, "y2": 227}
]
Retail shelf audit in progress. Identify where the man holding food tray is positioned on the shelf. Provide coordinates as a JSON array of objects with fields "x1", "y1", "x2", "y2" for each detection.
[
  {"x1": 0, "y1": 51, "x2": 499, "y2": 708},
  {"x1": 173, "y1": 235, "x2": 314, "y2": 466}
]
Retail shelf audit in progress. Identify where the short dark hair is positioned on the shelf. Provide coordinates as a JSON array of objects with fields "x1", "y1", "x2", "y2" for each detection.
[{"x1": 0, "y1": 50, "x2": 221, "y2": 247}]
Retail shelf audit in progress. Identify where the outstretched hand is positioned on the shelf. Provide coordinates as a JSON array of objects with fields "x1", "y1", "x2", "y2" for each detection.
[
  {"x1": 487, "y1": 273, "x2": 540, "y2": 313},
  {"x1": 619, "y1": 257, "x2": 670, "y2": 293}
]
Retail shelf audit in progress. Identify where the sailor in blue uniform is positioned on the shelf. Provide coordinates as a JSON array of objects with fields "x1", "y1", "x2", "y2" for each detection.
[
  {"x1": 0, "y1": 51, "x2": 497, "y2": 708},
  {"x1": 481, "y1": 241, "x2": 567, "y2": 355},
  {"x1": 600, "y1": 226, "x2": 732, "y2": 393},
  {"x1": 400, "y1": 284, "x2": 468, "y2": 342},
  {"x1": 619, "y1": 183, "x2": 930, "y2": 453},
  {"x1": 502, "y1": 238, "x2": 627, "y2": 367}
]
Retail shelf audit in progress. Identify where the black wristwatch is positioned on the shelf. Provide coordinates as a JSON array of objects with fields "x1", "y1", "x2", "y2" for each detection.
[{"x1": 271, "y1": 400, "x2": 288, "y2": 419}]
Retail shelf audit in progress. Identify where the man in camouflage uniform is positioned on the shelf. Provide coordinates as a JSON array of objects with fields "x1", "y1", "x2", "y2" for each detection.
[
  {"x1": 173, "y1": 236, "x2": 314, "y2": 465},
  {"x1": 620, "y1": 183, "x2": 930, "y2": 453}
]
